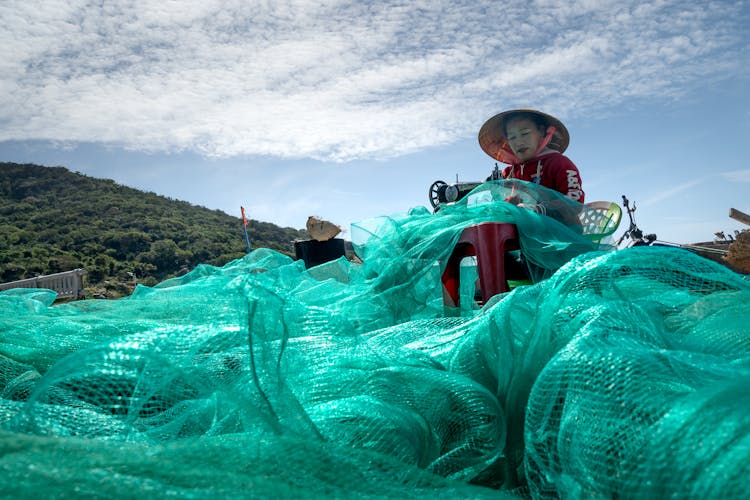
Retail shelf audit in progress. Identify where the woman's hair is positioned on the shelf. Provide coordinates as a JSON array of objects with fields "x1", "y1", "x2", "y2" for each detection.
[{"x1": 502, "y1": 112, "x2": 547, "y2": 136}]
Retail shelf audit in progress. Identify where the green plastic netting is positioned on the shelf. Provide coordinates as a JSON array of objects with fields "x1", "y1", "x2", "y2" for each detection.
[{"x1": 1, "y1": 180, "x2": 749, "y2": 498}]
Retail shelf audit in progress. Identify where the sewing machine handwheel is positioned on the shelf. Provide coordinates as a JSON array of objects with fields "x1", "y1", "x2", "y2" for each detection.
[{"x1": 429, "y1": 180, "x2": 447, "y2": 209}]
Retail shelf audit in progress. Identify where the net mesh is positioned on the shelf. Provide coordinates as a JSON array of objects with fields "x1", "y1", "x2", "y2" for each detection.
[{"x1": 1, "y1": 180, "x2": 748, "y2": 498}]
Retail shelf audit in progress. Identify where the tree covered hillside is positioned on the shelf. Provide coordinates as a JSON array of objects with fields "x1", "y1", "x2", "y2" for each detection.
[{"x1": 0, "y1": 163, "x2": 307, "y2": 297}]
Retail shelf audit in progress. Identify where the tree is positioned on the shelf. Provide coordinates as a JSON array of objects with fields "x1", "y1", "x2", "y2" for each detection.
[{"x1": 137, "y1": 239, "x2": 190, "y2": 277}]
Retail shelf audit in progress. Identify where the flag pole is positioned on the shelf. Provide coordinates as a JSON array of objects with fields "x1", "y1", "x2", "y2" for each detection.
[{"x1": 240, "y1": 206, "x2": 251, "y2": 253}]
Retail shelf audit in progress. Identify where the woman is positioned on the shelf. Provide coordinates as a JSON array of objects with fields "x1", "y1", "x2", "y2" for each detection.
[{"x1": 478, "y1": 108, "x2": 584, "y2": 205}]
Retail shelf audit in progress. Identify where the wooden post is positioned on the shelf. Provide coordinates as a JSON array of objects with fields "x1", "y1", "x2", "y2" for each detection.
[{"x1": 729, "y1": 208, "x2": 750, "y2": 227}]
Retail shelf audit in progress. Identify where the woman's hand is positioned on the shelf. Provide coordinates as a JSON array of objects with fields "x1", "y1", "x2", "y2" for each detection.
[{"x1": 517, "y1": 203, "x2": 546, "y2": 215}]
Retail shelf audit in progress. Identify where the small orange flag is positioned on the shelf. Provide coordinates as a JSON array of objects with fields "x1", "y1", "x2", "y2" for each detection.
[{"x1": 240, "y1": 206, "x2": 249, "y2": 227}]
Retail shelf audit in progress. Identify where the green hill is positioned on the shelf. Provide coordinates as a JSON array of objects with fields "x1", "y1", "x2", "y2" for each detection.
[{"x1": 0, "y1": 162, "x2": 307, "y2": 297}]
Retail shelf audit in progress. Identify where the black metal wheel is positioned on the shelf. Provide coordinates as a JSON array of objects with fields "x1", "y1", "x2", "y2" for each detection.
[{"x1": 429, "y1": 180, "x2": 447, "y2": 209}]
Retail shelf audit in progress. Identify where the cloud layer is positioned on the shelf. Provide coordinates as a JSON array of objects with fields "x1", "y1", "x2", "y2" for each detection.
[{"x1": 1, "y1": 0, "x2": 747, "y2": 161}]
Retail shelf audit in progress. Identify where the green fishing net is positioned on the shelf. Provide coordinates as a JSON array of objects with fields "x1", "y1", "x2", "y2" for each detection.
[{"x1": 1, "y1": 180, "x2": 748, "y2": 498}]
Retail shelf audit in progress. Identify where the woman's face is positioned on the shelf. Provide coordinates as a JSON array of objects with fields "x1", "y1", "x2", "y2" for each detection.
[{"x1": 505, "y1": 117, "x2": 544, "y2": 162}]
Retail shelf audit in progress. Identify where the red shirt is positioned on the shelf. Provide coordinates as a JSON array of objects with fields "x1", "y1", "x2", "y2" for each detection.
[{"x1": 501, "y1": 152, "x2": 585, "y2": 203}]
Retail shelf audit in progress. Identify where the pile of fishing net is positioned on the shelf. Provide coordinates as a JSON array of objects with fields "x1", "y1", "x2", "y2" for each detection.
[{"x1": 1, "y1": 181, "x2": 749, "y2": 498}]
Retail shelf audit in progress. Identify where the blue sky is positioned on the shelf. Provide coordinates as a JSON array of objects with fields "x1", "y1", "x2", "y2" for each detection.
[{"x1": 1, "y1": 0, "x2": 749, "y2": 245}]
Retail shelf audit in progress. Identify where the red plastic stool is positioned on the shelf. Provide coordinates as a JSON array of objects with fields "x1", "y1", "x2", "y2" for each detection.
[{"x1": 442, "y1": 222, "x2": 521, "y2": 305}]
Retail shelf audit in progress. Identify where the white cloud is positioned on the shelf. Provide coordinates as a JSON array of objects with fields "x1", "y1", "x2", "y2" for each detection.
[
  {"x1": 640, "y1": 178, "x2": 704, "y2": 207},
  {"x1": 0, "y1": 0, "x2": 747, "y2": 161},
  {"x1": 720, "y1": 169, "x2": 750, "y2": 183}
]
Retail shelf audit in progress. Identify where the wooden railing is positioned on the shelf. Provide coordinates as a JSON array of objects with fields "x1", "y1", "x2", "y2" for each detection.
[{"x1": 0, "y1": 268, "x2": 87, "y2": 300}]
